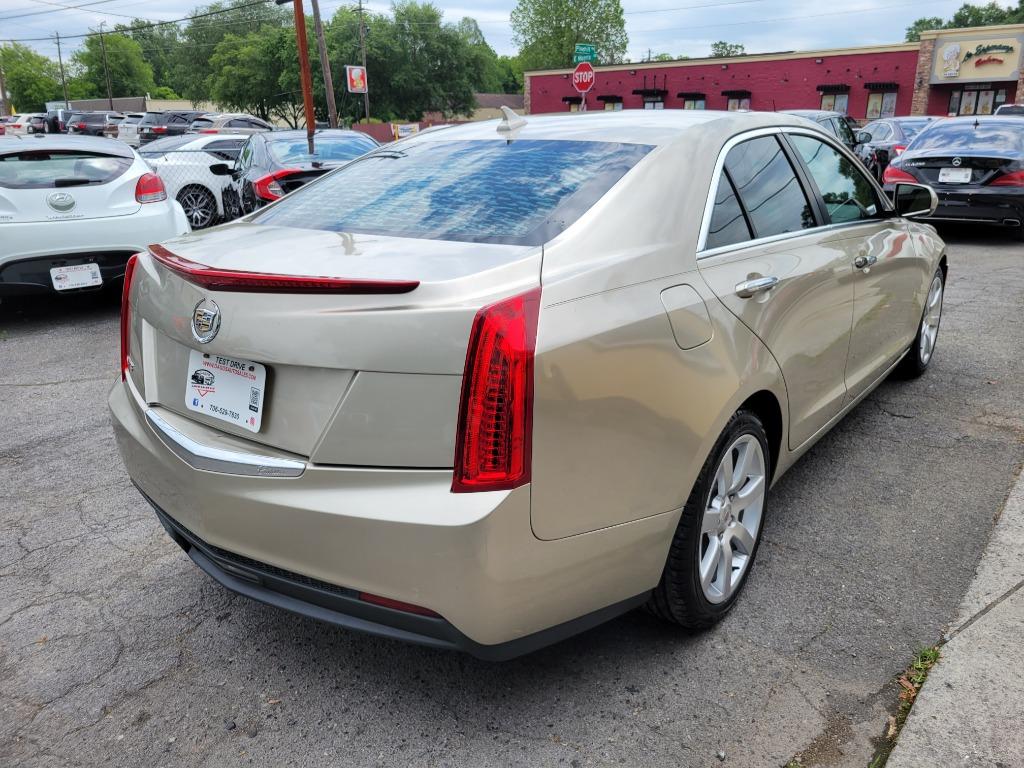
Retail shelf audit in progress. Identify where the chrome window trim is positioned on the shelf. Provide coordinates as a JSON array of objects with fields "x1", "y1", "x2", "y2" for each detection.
[
  {"x1": 696, "y1": 126, "x2": 894, "y2": 259},
  {"x1": 145, "y1": 408, "x2": 306, "y2": 478}
]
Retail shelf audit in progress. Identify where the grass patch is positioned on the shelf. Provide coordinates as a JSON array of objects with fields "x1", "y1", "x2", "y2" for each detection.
[{"x1": 868, "y1": 646, "x2": 941, "y2": 768}]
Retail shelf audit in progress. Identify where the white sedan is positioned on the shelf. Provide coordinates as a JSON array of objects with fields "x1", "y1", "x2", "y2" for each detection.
[
  {"x1": 139, "y1": 133, "x2": 247, "y2": 229},
  {"x1": 0, "y1": 134, "x2": 190, "y2": 297}
]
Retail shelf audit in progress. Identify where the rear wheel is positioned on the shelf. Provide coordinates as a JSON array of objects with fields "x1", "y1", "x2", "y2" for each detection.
[
  {"x1": 177, "y1": 186, "x2": 218, "y2": 229},
  {"x1": 647, "y1": 410, "x2": 769, "y2": 629},
  {"x1": 895, "y1": 267, "x2": 944, "y2": 378}
]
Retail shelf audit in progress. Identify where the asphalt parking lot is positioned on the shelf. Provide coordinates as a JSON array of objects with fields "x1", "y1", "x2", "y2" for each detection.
[{"x1": 2, "y1": 227, "x2": 1023, "y2": 768}]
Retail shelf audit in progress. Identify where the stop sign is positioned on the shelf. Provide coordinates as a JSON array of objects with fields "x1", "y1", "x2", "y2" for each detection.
[{"x1": 572, "y1": 61, "x2": 595, "y2": 94}]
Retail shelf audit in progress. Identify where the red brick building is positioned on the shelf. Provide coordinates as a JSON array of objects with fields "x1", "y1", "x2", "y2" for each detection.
[{"x1": 524, "y1": 25, "x2": 1024, "y2": 121}]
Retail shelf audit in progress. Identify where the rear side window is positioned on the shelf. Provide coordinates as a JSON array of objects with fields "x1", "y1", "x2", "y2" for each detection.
[
  {"x1": 705, "y1": 172, "x2": 751, "y2": 250},
  {"x1": 724, "y1": 136, "x2": 815, "y2": 239},
  {"x1": 204, "y1": 139, "x2": 244, "y2": 161},
  {"x1": 831, "y1": 118, "x2": 856, "y2": 146},
  {"x1": 255, "y1": 139, "x2": 654, "y2": 246},
  {"x1": 0, "y1": 151, "x2": 132, "y2": 189}
]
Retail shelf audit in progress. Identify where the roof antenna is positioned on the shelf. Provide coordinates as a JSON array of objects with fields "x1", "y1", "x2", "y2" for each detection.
[{"x1": 496, "y1": 105, "x2": 527, "y2": 142}]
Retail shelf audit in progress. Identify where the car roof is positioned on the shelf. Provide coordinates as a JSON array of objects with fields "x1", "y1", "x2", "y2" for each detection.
[
  {"x1": 141, "y1": 132, "x2": 250, "y2": 151},
  {"x1": 266, "y1": 129, "x2": 373, "y2": 141},
  {"x1": 408, "y1": 110, "x2": 820, "y2": 147},
  {"x1": 0, "y1": 134, "x2": 136, "y2": 157},
  {"x1": 781, "y1": 109, "x2": 843, "y2": 119}
]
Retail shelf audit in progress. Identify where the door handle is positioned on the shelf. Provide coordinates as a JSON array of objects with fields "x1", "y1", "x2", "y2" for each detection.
[
  {"x1": 854, "y1": 254, "x2": 878, "y2": 270},
  {"x1": 734, "y1": 276, "x2": 779, "y2": 298}
]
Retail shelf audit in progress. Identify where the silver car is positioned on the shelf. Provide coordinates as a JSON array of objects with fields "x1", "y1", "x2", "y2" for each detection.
[
  {"x1": 110, "y1": 111, "x2": 946, "y2": 659},
  {"x1": 189, "y1": 113, "x2": 274, "y2": 135}
]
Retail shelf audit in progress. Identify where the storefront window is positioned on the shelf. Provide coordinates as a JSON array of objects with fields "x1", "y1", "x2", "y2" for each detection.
[
  {"x1": 948, "y1": 90, "x2": 962, "y2": 116},
  {"x1": 603, "y1": 101, "x2": 623, "y2": 111},
  {"x1": 683, "y1": 99, "x2": 706, "y2": 109},
  {"x1": 977, "y1": 90, "x2": 996, "y2": 115},
  {"x1": 961, "y1": 90, "x2": 978, "y2": 115},
  {"x1": 727, "y1": 97, "x2": 750, "y2": 111},
  {"x1": 866, "y1": 92, "x2": 896, "y2": 119},
  {"x1": 834, "y1": 93, "x2": 849, "y2": 114},
  {"x1": 820, "y1": 94, "x2": 836, "y2": 111},
  {"x1": 643, "y1": 99, "x2": 664, "y2": 110}
]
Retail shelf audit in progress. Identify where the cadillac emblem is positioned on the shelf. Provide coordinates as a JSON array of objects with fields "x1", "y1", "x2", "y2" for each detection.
[
  {"x1": 191, "y1": 299, "x2": 221, "y2": 344},
  {"x1": 46, "y1": 192, "x2": 76, "y2": 212}
]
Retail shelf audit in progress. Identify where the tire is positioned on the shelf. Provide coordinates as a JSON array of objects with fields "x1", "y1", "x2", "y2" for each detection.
[
  {"x1": 895, "y1": 267, "x2": 944, "y2": 379},
  {"x1": 647, "y1": 409, "x2": 770, "y2": 629},
  {"x1": 177, "y1": 185, "x2": 219, "y2": 229}
]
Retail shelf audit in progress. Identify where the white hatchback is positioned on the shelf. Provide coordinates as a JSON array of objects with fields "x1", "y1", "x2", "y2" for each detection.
[{"x1": 0, "y1": 134, "x2": 190, "y2": 296}]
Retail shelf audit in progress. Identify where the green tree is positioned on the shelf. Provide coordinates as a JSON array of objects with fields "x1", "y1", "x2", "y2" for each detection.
[
  {"x1": 905, "y1": 2, "x2": 1023, "y2": 41},
  {"x1": 905, "y1": 17, "x2": 945, "y2": 41},
  {"x1": 510, "y1": 0, "x2": 627, "y2": 70},
  {"x1": 496, "y1": 55, "x2": 524, "y2": 93},
  {"x1": 457, "y1": 17, "x2": 504, "y2": 93},
  {"x1": 0, "y1": 43, "x2": 63, "y2": 112},
  {"x1": 113, "y1": 21, "x2": 182, "y2": 89},
  {"x1": 710, "y1": 41, "x2": 745, "y2": 57},
  {"x1": 71, "y1": 33, "x2": 156, "y2": 98},
  {"x1": 207, "y1": 28, "x2": 301, "y2": 124}
]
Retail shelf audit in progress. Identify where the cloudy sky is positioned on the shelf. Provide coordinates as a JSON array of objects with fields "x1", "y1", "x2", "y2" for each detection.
[{"x1": 0, "y1": 0, "x2": 989, "y2": 64}]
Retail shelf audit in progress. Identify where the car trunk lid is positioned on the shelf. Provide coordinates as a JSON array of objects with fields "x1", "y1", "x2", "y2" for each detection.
[
  {"x1": 901, "y1": 152, "x2": 1016, "y2": 186},
  {"x1": 125, "y1": 223, "x2": 540, "y2": 467}
]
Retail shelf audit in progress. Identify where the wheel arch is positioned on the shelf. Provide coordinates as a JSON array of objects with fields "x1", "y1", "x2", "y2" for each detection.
[{"x1": 738, "y1": 389, "x2": 783, "y2": 482}]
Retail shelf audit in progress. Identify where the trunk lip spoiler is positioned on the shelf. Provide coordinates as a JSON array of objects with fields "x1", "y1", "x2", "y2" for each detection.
[{"x1": 148, "y1": 243, "x2": 420, "y2": 294}]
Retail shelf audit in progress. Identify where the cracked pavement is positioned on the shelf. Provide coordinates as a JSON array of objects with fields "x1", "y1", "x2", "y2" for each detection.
[{"x1": 2, "y1": 228, "x2": 1023, "y2": 768}]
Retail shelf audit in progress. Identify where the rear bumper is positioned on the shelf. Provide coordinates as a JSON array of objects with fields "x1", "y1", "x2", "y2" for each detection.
[
  {"x1": 108, "y1": 378, "x2": 673, "y2": 654},
  {"x1": 927, "y1": 186, "x2": 1024, "y2": 226},
  {"x1": 0, "y1": 205, "x2": 190, "y2": 295}
]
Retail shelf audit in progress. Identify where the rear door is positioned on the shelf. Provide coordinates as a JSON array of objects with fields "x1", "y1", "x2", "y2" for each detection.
[
  {"x1": 697, "y1": 132, "x2": 855, "y2": 449},
  {"x1": 0, "y1": 147, "x2": 141, "y2": 222}
]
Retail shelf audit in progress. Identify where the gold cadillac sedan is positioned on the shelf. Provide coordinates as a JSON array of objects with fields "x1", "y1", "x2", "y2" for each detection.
[{"x1": 109, "y1": 110, "x2": 946, "y2": 659}]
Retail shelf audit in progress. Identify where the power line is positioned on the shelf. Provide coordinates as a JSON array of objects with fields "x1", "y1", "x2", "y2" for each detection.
[{"x1": 0, "y1": 0, "x2": 128, "y2": 22}]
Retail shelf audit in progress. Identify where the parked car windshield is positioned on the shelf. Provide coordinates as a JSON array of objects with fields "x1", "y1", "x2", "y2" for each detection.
[
  {"x1": 0, "y1": 150, "x2": 132, "y2": 189},
  {"x1": 909, "y1": 121, "x2": 1024, "y2": 151},
  {"x1": 254, "y1": 139, "x2": 654, "y2": 246},
  {"x1": 266, "y1": 134, "x2": 378, "y2": 164},
  {"x1": 996, "y1": 104, "x2": 1024, "y2": 115}
]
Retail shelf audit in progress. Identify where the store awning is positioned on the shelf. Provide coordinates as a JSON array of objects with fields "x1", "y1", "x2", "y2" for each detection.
[
  {"x1": 677, "y1": 91, "x2": 706, "y2": 99},
  {"x1": 596, "y1": 94, "x2": 623, "y2": 103},
  {"x1": 864, "y1": 82, "x2": 899, "y2": 91},
  {"x1": 816, "y1": 83, "x2": 850, "y2": 94},
  {"x1": 721, "y1": 89, "x2": 752, "y2": 98},
  {"x1": 632, "y1": 88, "x2": 669, "y2": 98},
  {"x1": 562, "y1": 96, "x2": 583, "y2": 105}
]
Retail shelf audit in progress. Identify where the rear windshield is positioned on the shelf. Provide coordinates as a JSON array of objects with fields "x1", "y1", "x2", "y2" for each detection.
[
  {"x1": 191, "y1": 118, "x2": 215, "y2": 129},
  {"x1": 267, "y1": 135, "x2": 377, "y2": 165},
  {"x1": 83, "y1": 113, "x2": 110, "y2": 124},
  {"x1": 254, "y1": 139, "x2": 654, "y2": 246},
  {"x1": 122, "y1": 115, "x2": 143, "y2": 125},
  {"x1": 139, "y1": 112, "x2": 163, "y2": 125},
  {"x1": 899, "y1": 120, "x2": 931, "y2": 139},
  {"x1": 0, "y1": 151, "x2": 132, "y2": 189},
  {"x1": 910, "y1": 121, "x2": 1024, "y2": 151}
]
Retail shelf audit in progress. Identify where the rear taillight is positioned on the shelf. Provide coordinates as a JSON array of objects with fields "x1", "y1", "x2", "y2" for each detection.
[
  {"x1": 75, "y1": 122, "x2": 85, "y2": 130},
  {"x1": 152, "y1": 125, "x2": 167, "y2": 134},
  {"x1": 883, "y1": 166, "x2": 917, "y2": 184},
  {"x1": 58, "y1": 121, "x2": 65, "y2": 131},
  {"x1": 452, "y1": 288, "x2": 541, "y2": 493},
  {"x1": 893, "y1": 145, "x2": 907, "y2": 156},
  {"x1": 253, "y1": 168, "x2": 302, "y2": 201},
  {"x1": 990, "y1": 170, "x2": 1024, "y2": 187},
  {"x1": 135, "y1": 173, "x2": 166, "y2": 203},
  {"x1": 120, "y1": 254, "x2": 140, "y2": 381},
  {"x1": 198, "y1": 129, "x2": 218, "y2": 134}
]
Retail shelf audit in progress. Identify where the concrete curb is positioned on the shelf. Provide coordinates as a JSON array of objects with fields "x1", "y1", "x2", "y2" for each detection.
[{"x1": 886, "y1": 465, "x2": 1024, "y2": 768}]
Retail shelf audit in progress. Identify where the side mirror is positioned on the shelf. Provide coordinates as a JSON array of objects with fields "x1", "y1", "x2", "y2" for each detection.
[
  {"x1": 856, "y1": 131, "x2": 871, "y2": 144},
  {"x1": 209, "y1": 163, "x2": 234, "y2": 176},
  {"x1": 894, "y1": 182, "x2": 937, "y2": 219}
]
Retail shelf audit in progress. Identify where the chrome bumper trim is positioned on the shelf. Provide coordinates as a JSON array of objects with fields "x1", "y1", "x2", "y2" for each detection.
[{"x1": 144, "y1": 408, "x2": 306, "y2": 478}]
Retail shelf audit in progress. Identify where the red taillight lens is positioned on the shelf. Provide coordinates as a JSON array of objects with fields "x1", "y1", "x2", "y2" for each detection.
[
  {"x1": 135, "y1": 173, "x2": 166, "y2": 203},
  {"x1": 452, "y1": 288, "x2": 541, "y2": 493},
  {"x1": 253, "y1": 168, "x2": 302, "y2": 202},
  {"x1": 358, "y1": 592, "x2": 440, "y2": 617},
  {"x1": 120, "y1": 253, "x2": 140, "y2": 381},
  {"x1": 883, "y1": 166, "x2": 917, "y2": 184},
  {"x1": 893, "y1": 145, "x2": 907, "y2": 156},
  {"x1": 990, "y1": 170, "x2": 1024, "y2": 187},
  {"x1": 148, "y1": 244, "x2": 419, "y2": 294},
  {"x1": 198, "y1": 129, "x2": 218, "y2": 134},
  {"x1": 152, "y1": 125, "x2": 167, "y2": 134},
  {"x1": 75, "y1": 122, "x2": 85, "y2": 129}
]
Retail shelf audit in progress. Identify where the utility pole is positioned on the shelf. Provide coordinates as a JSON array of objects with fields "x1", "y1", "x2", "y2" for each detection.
[
  {"x1": 98, "y1": 22, "x2": 114, "y2": 110},
  {"x1": 276, "y1": 0, "x2": 317, "y2": 153},
  {"x1": 55, "y1": 32, "x2": 70, "y2": 109},
  {"x1": 309, "y1": 0, "x2": 338, "y2": 128},
  {"x1": 357, "y1": 0, "x2": 369, "y2": 123},
  {"x1": 0, "y1": 47, "x2": 9, "y2": 118}
]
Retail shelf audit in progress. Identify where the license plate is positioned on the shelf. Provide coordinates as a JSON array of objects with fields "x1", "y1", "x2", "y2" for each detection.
[
  {"x1": 50, "y1": 263, "x2": 102, "y2": 291},
  {"x1": 938, "y1": 167, "x2": 972, "y2": 184},
  {"x1": 185, "y1": 350, "x2": 267, "y2": 432}
]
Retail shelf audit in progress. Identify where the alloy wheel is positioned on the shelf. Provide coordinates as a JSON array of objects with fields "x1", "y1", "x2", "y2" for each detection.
[
  {"x1": 919, "y1": 274, "x2": 944, "y2": 365},
  {"x1": 178, "y1": 188, "x2": 217, "y2": 229},
  {"x1": 699, "y1": 434, "x2": 766, "y2": 605}
]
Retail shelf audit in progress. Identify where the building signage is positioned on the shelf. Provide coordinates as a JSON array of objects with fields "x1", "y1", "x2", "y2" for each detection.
[
  {"x1": 931, "y1": 35, "x2": 1024, "y2": 84},
  {"x1": 573, "y1": 43, "x2": 597, "y2": 64}
]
